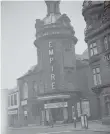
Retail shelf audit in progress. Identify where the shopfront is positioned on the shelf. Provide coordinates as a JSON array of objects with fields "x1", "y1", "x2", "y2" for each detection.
[
  {"x1": 100, "y1": 87, "x2": 110, "y2": 117},
  {"x1": 105, "y1": 95, "x2": 110, "y2": 116},
  {"x1": 8, "y1": 109, "x2": 18, "y2": 127}
]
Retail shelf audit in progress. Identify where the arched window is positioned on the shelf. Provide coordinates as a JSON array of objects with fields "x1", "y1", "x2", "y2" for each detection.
[{"x1": 23, "y1": 82, "x2": 28, "y2": 99}]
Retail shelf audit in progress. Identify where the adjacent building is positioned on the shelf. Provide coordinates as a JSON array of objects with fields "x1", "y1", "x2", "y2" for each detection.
[
  {"x1": 8, "y1": 87, "x2": 20, "y2": 127},
  {"x1": 1, "y1": 89, "x2": 8, "y2": 133},
  {"x1": 82, "y1": 1, "x2": 110, "y2": 123}
]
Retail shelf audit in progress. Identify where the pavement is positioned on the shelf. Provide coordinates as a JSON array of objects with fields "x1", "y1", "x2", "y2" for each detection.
[{"x1": 8, "y1": 120, "x2": 110, "y2": 133}]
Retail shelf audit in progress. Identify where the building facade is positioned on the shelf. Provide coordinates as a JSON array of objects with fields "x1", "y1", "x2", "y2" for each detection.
[
  {"x1": 15, "y1": 0, "x2": 101, "y2": 127},
  {"x1": 82, "y1": 1, "x2": 110, "y2": 123},
  {"x1": 17, "y1": 50, "x2": 99, "y2": 127},
  {"x1": 1, "y1": 89, "x2": 8, "y2": 133},
  {"x1": 8, "y1": 87, "x2": 20, "y2": 127}
]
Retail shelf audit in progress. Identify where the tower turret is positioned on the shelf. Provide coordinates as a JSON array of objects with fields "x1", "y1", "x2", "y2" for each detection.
[
  {"x1": 34, "y1": 0, "x2": 78, "y2": 93},
  {"x1": 45, "y1": 0, "x2": 61, "y2": 16}
]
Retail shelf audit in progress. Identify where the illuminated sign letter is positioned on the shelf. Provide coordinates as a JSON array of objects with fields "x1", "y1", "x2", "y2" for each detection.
[
  {"x1": 49, "y1": 42, "x2": 52, "y2": 48},
  {"x1": 51, "y1": 74, "x2": 55, "y2": 81},
  {"x1": 50, "y1": 57, "x2": 54, "y2": 64},
  {"x1": 49, "y1": 49, "x2": 54, "y2": 55},
  {"x1": 52, "y1": 82, "x2": 55, "y2": 89},
  {"x1": 51, "y1": 66, "x2": 54, "y2": 72}
]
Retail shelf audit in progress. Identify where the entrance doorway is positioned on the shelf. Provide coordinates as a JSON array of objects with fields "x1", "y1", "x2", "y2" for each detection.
[
  {"x1": 45, "y1": 108, "x2": 68, "y2": 123},
  {"x1": 44, "y1": 101, "x2": 68, "y2": 124},
  {"x1": 51, "y1": 108, "x2": 64, "y2": 122}
]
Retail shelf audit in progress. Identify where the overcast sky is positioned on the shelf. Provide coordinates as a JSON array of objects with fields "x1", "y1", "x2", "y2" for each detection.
[{"x1": 1, "y1": 1, "x2": 87, "y2": 89}]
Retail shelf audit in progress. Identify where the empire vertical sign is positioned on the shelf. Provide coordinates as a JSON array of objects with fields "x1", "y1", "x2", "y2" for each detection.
[{"x1": 49, "y1": 41, "x2": 56, "y2": 90}]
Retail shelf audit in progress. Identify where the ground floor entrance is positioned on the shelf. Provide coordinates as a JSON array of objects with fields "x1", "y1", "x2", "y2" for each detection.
[
  {"x1": 99, "y1": 86, "x2": 110, "y2": 125},
  {"x1": 100, "y1": 87, "x2": 110, "y2": 117},
  {"x1": 8, "y1": 109, "x2": 18, "y2": 127},
  {"x1": 38, "y1": 92, "x2": 82, "y2": 125},
  {"x1": 44, "y1": 107, "x2": 68, "y2": 124},
  {"x1": 105, "y1": 95, "x2": 110, "y2": 116}
]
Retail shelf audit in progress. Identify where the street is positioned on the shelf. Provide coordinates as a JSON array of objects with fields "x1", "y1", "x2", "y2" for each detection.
[{"x1": 8, "y1": 125, "x2": 110, "y2": 134}]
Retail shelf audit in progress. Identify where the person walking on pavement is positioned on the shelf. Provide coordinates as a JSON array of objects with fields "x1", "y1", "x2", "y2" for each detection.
[
  {"x1": 73, "y1": 116, "x2": 76, "y2": 128},
  {"x1": 49, "y1": 111, "x2": 54, "y2": 128}
]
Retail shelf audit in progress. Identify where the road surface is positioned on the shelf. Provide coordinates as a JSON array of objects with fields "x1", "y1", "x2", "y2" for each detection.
[{"x1": 8, "y1": 126, "x2": 110, "y2": 134}]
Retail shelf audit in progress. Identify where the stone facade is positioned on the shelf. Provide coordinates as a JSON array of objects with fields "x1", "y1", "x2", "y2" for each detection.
[
  {"x1": 12, "y1": 0, "x2": 103, "y2": 127},
  {"x1": 82, "y1": 1, "x2": 110, "y2": 121}
]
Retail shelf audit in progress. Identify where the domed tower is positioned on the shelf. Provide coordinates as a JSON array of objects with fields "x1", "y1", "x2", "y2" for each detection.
[
  {"x1": 34, "y1": 0, "x2": 78, "y2": 93},
  {"x1": 82, "y1": 1, "x2": 110, "y2": 120},
  {"x1": 34, "y1": 0, "x2": 80, "y2": 124}
]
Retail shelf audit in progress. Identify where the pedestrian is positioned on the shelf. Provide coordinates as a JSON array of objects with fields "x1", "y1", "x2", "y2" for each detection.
[
  {"x1": 73, "y1": 116, "x2": 76, "y2": 128},
  {"x1": 49, "y1": 112, "x2": 54, "y2": 128}
]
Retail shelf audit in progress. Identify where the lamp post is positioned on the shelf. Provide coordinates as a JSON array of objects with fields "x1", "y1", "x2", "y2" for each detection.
[{"x1": 96, "y1": 94, "x2": 101, "y2": 119}]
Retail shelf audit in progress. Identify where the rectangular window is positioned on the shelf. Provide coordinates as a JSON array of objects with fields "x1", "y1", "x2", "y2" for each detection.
[
  {"x1": 93, "y1": 67, "x2": 101, "y2": 86},
  {"x1": 14, "y1": 93, "x2": 17, "y2": 105},
  {"x1": 8, "y1": 96, "x2": 10, "y2": 107},
  {"x1": 90, "y1": 42, "x2": 98, "y2": 57},
  {"x1": 11, "y1": 95, "x2": 13, "y2": 106}
]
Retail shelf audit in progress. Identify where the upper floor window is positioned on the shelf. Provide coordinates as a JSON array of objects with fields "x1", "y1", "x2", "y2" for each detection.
[
  {"x1": 104, "y1": 36, "x2": 109, "y2": 50},
  {"x1": 23, "y1": 82, "x2": 28, "y2": 99},
  {"x1": 89, "y1": 42, "x2": 98, "y2": 57},
  {"x1": 8, "y1": 96, "x2": 10, "y2": 107},
  {"x1": 92, "y1": 67, "x2": 101, "y2": 86},
  {"x1": 11, "y1": 95, "x2": 13, "y2": 106},
  {"x1": 8, "y1": 93, "x2": 18, "y2": 107},
  {"x1": 14, "y1": 93, "x2": 17, "y2": 105},
  {"x1": 33, "y1": 81, "x2": 38, "y2": 96}
]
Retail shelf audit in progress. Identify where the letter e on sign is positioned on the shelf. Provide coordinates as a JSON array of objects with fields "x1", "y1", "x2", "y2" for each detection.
[
  {"x1": 49, "y1": 41, "x2": 52, "y2": 48},
  {"x1": 52, "y1": 82, "x2": 55, "y2": 89}
]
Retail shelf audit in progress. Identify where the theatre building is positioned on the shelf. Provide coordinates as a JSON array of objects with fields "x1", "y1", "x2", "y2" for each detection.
[
  {"x1": 82, "y1": 1, "x2": 110, "y2": 124},
  {"x1": 17, "y1": 0, "x2": 98, "y2": 126}
]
